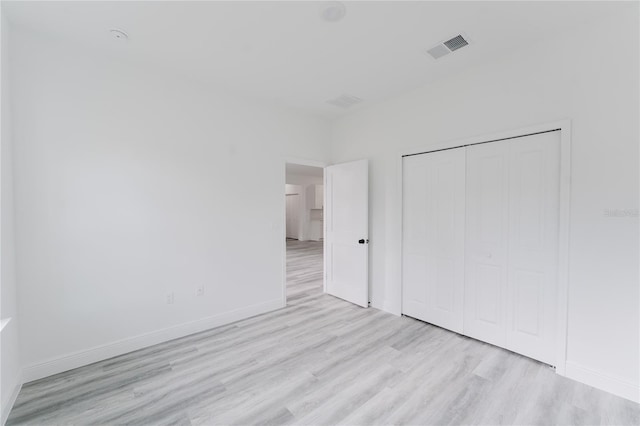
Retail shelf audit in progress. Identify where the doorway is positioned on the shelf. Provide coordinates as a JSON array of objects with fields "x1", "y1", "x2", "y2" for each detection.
[{"x1": 285, "y1": 163, "x2": 325, "y2": 305}]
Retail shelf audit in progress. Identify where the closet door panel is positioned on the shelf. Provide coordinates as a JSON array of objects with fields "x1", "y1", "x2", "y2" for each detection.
[
  {"x1": 434, "y1": 258, "x2": 455, "y2": 313},
  {"x1": 464, "y1": 140, "x2": 510, "y2": 347},
  {"x1": 402, "y1": 148, "x2": 465, "y2": 333},
  {"x1": 428, "y1": 151, "x2": 465, "y2": 332},
  {"x1": 402, "y1": 156, "x2": 429, "y2": 320},
  {"x1": 506, "y1": 131, "x2": 560, "y2": 365}
]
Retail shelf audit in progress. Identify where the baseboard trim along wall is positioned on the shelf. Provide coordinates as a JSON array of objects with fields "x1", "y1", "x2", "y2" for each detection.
[
  {"x1": 1, "y1": 372, "x2": 23, "y2": 426},
  {"x1": 565, "y1": 361, "x2": 640, "y2": 403},
  {"x1": 22, "y1": 299, "x2": 284, "y2": 384}
]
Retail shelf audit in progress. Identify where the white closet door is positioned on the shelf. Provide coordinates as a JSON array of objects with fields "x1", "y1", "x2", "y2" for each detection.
[
  {"x1": 464, "y1": 140, "x2": 510, "y2": 348},
  {"x1": 505, "y1": 131, "x2": 560, "y2": 365},
  {"x1": 402, "y1": 148, "x2": 465, "y2": 333},
  {"x1": 465, "y1": 132, "x2": 560, "y2": 365}
]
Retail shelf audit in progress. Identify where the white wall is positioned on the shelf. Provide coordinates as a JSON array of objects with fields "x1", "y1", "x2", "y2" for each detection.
[
  {"x1": 10, "y1": 27, "x2": 330, "y2": 380},
  {"x1": 0, "y1": 12, "x2": 22, "y2": 423},
  {"x1": 331, "y1": 8, "x2": 639, "y2": 401},
  {"x1": 285, "y1": 173, "x2": 322, "y2": 187}
]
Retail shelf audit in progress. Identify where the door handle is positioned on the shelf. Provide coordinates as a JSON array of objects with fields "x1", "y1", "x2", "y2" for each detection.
[{"x1": 358, "y1": 239, "x2": 369, "y2": 244}]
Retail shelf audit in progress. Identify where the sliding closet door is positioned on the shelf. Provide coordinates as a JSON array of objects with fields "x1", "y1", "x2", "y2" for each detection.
[
  {"x1": 464, "y1": 140, "x2": 510, "y2": 348},
  {"x1": 465, "y1": 132, "x2": 560, "y2": 365},
  {"x1": 402, "y1": 148, "x2": 465, "y2": 333},
  {"x1": 505, "y1": 131, "x2": 560, "y2": 365}
]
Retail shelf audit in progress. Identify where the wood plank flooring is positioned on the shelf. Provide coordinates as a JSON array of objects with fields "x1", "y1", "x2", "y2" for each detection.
[{"x1": 7, "y1": 240, "x2": 640, "y2": 425}]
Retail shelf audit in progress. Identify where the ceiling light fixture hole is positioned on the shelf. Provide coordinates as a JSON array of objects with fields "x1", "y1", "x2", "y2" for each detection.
[{"x1": 110, "y1": 29, "x2": 129, "y2": 41}]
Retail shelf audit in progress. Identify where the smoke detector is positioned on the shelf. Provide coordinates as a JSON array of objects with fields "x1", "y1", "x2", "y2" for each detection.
[
  {"x1": 426, "y1": 34, "x2": 469, "y2": 59},
  {"x1": 326, "y1": 94, "x2": 363, "y2": 109},
  {"x1": 319, "y1": 1, "x2": 346, "y2": 22},
  {"x1": 109, "y1": 29, "x2": 129, "y2": 41}
]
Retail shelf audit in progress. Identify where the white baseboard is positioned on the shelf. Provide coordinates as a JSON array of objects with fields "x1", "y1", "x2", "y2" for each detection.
[
  {"x1": 22, "y1": 298, "x2": 284, "y2": 383},
  {"x1": 1, "y1": 371, "x2": 22, "y2": 426},
  {"x1": 565, "y1": 361, "x2": 640, "y2": 403}
]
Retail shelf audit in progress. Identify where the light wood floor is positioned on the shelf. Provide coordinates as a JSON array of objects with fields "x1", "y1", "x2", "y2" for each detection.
[{"x1": 7, "y1": 240, "x2": 640, "y2": 425}]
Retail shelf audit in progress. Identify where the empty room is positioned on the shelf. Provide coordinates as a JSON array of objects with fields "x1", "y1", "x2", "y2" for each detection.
[{"x1": 0, "y1": 1, "x2": 638, "y2": 425}]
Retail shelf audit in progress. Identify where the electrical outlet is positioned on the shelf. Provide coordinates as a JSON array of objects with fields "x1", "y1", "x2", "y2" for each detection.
[
  {"x1": 166, "y1": 292, "x2": 175, "y2": 305},
  {"x1": 196, "y1": 285, "x2": 204, "y2": 296}
]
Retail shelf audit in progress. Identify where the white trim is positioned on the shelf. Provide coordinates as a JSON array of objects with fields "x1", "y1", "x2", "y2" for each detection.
[
  {"x1": 398, "y1": 119, "x2": 571, "y2": 374},
  {"x1": 565, "y1": 361, "x2": 640, "y2": 403},
  {"x1": 555, "y1": 123, "x2": 572, "y2": 376},
  {"x1": 282, "y1": 161, "x2": 287, "y2": 307},
  {"x1": 323, "y1": 169, "x2": 327, "y2": 294},
  {"x1": 283, "y1": 158, "x2": 328, "y2": 304},
  {"x1": 394, "y1": 149, "x2": 405, "y2": 317},
  {"x1": 22, "y1": 298, "x2": 283, "y2": 383},
  {"x1": 1, "y1": 371, "x2": 22, "y2": 426}
]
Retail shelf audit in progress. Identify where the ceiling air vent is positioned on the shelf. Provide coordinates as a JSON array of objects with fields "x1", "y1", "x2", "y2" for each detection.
[
  {"x1": 444, "y1": 35, "x2": 468, "y2": 51},
  {"x1": 326, "y1": 94, "x2": 363, "y2": 109},
  {"x1": 426, "y1": 34, "x2": 470, "y2": 59}
]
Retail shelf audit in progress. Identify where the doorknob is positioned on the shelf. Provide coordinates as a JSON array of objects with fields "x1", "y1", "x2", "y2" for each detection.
[{"x1": 358, "y1": 239, "x2": 369, "y2": 244}]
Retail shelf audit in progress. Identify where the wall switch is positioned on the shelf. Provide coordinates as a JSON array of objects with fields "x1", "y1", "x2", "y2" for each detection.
[
  {"x1": 166, "y1": 292, "x2": 175, "y2": 304},
  {"x1": 196, "y1": 285, "x2": 204, "y2": 296}
]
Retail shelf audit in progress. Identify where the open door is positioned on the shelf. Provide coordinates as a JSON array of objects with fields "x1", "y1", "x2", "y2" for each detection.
[{"x1": 324, "y1": 159, "x2": 369, "y2": 308}]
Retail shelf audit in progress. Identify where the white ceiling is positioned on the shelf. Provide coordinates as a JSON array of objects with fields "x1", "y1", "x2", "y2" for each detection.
[{"x1": 3, "y1": 1, "x2": 628, "y2": 118}]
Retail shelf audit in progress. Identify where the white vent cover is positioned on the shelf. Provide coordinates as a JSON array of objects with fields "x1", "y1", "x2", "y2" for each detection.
[
  {"x1": 326, "y1": 94, "x2": 363, "y2": 109},
  {"x1": 426, "y1": 34, "x2": 469, "y2": 59}
]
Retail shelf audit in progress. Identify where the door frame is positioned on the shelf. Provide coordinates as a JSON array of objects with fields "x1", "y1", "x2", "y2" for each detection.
[
  {"x1": 283, "y1": 157, "x2": 327, "y2": 307},
  {"x1": 397, "y1": 119, "x2": 571, "y2": 375}
]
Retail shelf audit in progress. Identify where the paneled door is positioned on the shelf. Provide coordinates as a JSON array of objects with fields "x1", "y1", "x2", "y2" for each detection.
[
  {"x1": 325, "y1": 159, "x2": 369, "y2": 308},
  {"x1": 464, "y1": 140, "x2": 511, "y2": 348},
  {"x1": 402, "y1": 148, "x2": 465, "y2": 333},
  {"x1": 504, "y1": 131, "x2": 560, "y2": 365},
  {"x1": 465, "y1": 131, "x2": 560, "y2": 365}
]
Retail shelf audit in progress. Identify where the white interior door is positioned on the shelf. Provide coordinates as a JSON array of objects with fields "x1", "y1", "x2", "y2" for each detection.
[
  {"x1": 402, "y1": 148, "x2": 465, "y2": 333},
  {"x1": 325, "y1": 159, "x2": 369, "y2": 308}
]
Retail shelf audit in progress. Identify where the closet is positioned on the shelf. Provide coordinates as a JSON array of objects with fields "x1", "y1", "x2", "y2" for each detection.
[{"x1": 402, "y1": 130, "x2": 561, "y2": 366}]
